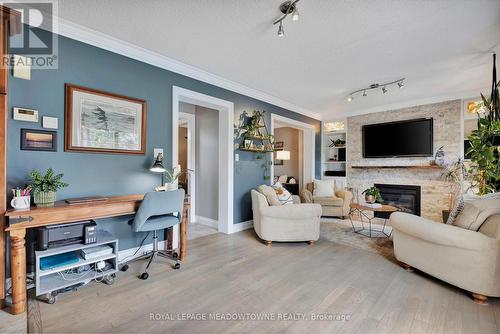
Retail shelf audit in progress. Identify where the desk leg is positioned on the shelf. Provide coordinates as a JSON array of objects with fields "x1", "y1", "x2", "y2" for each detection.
[
  {"x1": 9, "y1": 229, "x2": 26, "y2": 315},
  {"x1": 180, "y1": 205, "x2": 188, "y2": 261}
]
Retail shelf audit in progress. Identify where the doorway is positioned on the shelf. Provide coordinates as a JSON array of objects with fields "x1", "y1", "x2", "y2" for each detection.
[
  {"x1": 172, "y1": 86, "x2": 234, "y2": 234},
  {"x1": 270, "y1": 114, "x2": 315, "y2": 192}
]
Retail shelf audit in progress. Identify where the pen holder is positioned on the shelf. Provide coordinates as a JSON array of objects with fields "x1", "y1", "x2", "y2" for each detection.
[{"x1": 10, "y1": 195, "x2": 31, "y2": 210}]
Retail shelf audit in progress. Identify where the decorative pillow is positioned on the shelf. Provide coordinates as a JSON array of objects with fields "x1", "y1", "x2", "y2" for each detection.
[
  {"x1": 272, "y1": 182, "x2": 294, "y2": 205},
  {"x1": 453, "y1": 202, "x2": 481, "y2": 230},
  {"x1": 450, "y1": 196, "x2": 500, "y2": 231},
  {"x1": 313, "y1": 179, "x2": 336, "y2": 198},
  {"x1": 277, "y1": 175, "x2": 288, "y2": 184},
  {"x1": 257, "y1": 185, "x2": 280, "y2": 206},
  {"x1": 446, "y1": 194, "x2": 464, "y2": 225}
]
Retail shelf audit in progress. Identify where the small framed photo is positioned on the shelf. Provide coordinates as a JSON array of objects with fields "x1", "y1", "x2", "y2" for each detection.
[{"x1": 21, "y1": 129, "x2": 57, "y2": 152}]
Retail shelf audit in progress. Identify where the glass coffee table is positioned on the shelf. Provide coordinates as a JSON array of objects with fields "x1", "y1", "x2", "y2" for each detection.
[{"x1": 349, "y1": 203, "x2": 398, "y2": 238}]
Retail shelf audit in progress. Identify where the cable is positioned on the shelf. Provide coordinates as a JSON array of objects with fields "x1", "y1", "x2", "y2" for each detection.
[{"x1": 119, "y1": 232, "x2": 150, "y2": 264}]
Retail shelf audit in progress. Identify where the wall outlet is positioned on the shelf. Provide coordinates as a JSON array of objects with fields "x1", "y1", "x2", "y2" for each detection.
[{"x1": 153, "y1": 148, "x2": 164, "y2": 158}]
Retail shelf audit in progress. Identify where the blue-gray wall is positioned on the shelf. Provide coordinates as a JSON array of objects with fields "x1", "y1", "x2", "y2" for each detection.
[{"x1": 7, "y1": 31, "x2": 321, "y2": 252}]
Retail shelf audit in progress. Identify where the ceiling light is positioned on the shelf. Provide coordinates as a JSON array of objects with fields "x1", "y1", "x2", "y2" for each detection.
[
  {"x1": 273, "y1": 1, "x2": 301, "y2": 36},
  {"x1": 277, "y1": 22, "x2": 284, "y2": 37},
  {"x1": 347, "y1": 78, "x2": 405, "y2": 102}
]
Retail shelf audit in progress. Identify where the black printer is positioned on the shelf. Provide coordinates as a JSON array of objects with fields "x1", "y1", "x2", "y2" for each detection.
[{"x1": 36, "y1": 220, "x2": 97, "y2": 251}]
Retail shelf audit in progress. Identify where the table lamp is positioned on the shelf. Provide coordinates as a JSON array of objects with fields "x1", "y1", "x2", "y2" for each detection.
[
  {"x1": 150, "y1": 152, "x2": 166, "y2": 185},
  {"x1": 276, "y1": 150, "x2": 290, "y2": 161}
]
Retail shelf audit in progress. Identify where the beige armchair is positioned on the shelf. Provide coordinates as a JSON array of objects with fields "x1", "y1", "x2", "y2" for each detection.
[
  {"x1": 251, "y1": 190, "x2": 322, "y2": 245},
  {"x1": 390, "y1": 212, "x2": 500, "y2": 304},
  {"x1": 300, "y1": 183, "x2": 353, "y2": 218}
]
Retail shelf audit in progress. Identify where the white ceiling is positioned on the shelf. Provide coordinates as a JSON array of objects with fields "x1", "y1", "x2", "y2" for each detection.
[{"x1": 56, "y1": 0, "x2": 500, "y2": 120}]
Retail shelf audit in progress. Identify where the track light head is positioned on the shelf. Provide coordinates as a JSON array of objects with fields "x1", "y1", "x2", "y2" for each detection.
[
  {"x1": 292, "y1": 7, "x2": 299, "y2": 21},
  {"x1": 363, "y1": 90, "x2": 367, "y2": 97},
  {"x1": 382, "y1": 86, "x2": 387, "y2": 94},
  {"x1": 347, "y1": 95, "x2": 353, "y2": 102},
  {"x1": 277, "y1": 22, "x2": 284, "y2": 37},
  {"x1": 398, "y1": 81, "x2": 404, "y2": 89}
]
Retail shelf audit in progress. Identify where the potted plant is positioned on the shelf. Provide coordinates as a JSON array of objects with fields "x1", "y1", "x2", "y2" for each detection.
[
  {"x1": 164, "y1": 167, "x2": 183, "y2": 191},
  {"x1": 362, "y1": 186, "x2": 383, "y2": 204},
  {"x1": 29, "y1": 168, "x2": 68, "y2": 207},
  {"x1": 441, "y1": 158, "x2": 467, "y2": 222}
]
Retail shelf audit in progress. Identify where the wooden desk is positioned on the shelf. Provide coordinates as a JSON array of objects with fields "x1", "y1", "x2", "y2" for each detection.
[{"x1": 4, "y1": 194, "x2": 189, "y2": 315}]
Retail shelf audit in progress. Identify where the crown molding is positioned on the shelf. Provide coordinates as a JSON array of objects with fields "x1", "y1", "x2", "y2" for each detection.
[
  {"x1": 50, "y1": 17, "x2": 320, "y2": 120},
  {"x1": 341, "y1": 88, "x2": 487, "y2": 118}
]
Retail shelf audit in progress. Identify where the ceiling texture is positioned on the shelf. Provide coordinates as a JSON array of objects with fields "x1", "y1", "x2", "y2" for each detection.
[{"x1": 57, "y1": 0, "x2": 500, "y2": 120}]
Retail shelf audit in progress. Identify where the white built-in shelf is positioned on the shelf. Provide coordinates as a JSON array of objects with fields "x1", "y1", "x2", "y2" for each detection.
[{"x1": 323, "y1": 161, "x2": 346, "y2": 164}]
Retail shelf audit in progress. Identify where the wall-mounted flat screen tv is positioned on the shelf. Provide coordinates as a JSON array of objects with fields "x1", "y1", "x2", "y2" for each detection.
[{"x1": 362, "y1": 118, "x2": 433, "y2": 158}]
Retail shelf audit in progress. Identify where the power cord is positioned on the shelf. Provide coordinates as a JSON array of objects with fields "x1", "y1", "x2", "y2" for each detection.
[{"x1": 119, "y1": 232, "x2": 150, "y2": 264}]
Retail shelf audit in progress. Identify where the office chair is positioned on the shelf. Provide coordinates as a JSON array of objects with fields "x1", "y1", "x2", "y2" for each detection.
[{"x1": 121, "y1": 189, "x2": 185, "y2": 280}]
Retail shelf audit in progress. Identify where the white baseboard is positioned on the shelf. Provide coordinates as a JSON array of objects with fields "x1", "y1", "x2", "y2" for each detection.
[
  {"x1": 195, "y1": 216, "x2": 218, "y2": 229},
  {"x1": 232, "y1": 220, "x2": 253, "y2": 233},
  {"x1": 117, "y1": 241, "x2": 168, "y2": 263}
]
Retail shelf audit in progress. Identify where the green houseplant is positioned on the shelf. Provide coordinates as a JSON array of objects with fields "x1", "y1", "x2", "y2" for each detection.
[
  {"x1": 362, "y1": 186, "x2": 383, "y2": 204},
  {"x1": 466, "y1": 53, "x2": 500, "y2": 195},
  {"x1": 164, "y1": 167, "x2": 183, "y2": 191},
  {"x1": 29, "y1": 168, "x2": 68, "y2": 207}
]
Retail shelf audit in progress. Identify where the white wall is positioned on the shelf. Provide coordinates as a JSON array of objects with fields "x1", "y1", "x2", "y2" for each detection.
[{"x1": 195, "y1": 106, "x2": 219, "y2": 220}]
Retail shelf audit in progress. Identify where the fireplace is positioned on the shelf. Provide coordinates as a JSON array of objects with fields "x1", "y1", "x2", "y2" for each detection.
[{"x1": 374, "y1": 184, "x2": 421, "y2": 219}]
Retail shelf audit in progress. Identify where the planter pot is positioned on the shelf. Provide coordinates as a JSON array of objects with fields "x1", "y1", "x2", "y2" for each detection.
[
  {"x1": 34, "y1": 191, "x2": 56, "y2": 207},
  {"x1": 365, "y1": 195, "x2": 375, "y2": 204},
  {"x1": 442, "y1": 210, "x2": 450, "y2": 224},
  {"x1": 165, "y1": 183, "x2": 178, "y2": 191}
]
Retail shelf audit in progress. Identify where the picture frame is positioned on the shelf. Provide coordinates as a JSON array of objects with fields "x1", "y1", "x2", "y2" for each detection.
[
  {"x1": 20, "y1": 128, "x2": 57, "y2": 152},
  {"x1": 274, "y1": 141, "x2": 284, "y2": 166},
  {"x1": 64, "y1": 83, "x2": 147, "y2": 155}
]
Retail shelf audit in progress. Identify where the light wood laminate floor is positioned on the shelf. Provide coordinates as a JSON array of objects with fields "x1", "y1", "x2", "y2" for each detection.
[{"x1": 25, "y1": 229, "x2": 500, "y2": 333}]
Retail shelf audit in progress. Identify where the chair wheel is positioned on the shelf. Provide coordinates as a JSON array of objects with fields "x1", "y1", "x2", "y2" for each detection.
[
  {"x1": 120, "y1": 264, "x2": 129, "y2": 272},
  {"x1": 172, "y1": 252, "x2": 178, "y2": 259},
  {"x1": 140, "y1": 272, "x2": 149, "y2": 280},
  {"x1": 46, "y1": 294, "x2": 57, "y2": 304},
  {"x1": 173, "y1": 262, "x2": 181, "y2": 270}
]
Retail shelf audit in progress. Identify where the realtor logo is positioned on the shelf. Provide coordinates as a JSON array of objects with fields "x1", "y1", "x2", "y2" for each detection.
[{"x1": 2, "y1": 1, "x2": 58, "y2": 69}]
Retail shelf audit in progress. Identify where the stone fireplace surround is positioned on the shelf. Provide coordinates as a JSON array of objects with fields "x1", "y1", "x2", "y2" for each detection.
[{"x1": 346, "y1": 100, "x2": 461, "y2": 222}]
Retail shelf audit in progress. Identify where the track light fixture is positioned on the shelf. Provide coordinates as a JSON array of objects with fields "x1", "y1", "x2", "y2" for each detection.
[
  {"x1": 347, "y1": 78, "x2": 405, "y2": 102},
  {"x1": 273, "y1": 0, "x2": 301, "y2": 37}
]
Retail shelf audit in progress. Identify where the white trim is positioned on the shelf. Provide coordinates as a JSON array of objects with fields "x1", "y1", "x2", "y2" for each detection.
[
  {"x1": 172, "y1": 86, "x2": 235, "y2": 234},
  {"x1": 270, "y1": 114, "x2": 316, "y2": 186},
  {"x1": 343, "y1": 89, "x2": 487, "y2": 118},
  {"x1": 195, "y1": 216, "x2": 219, "y2": 229},
  {"x1": 232, "y1": 220, "x2": 254, "y2": 233},
  {"x1": 179, "y1": 112, "x2": 196, "y2": 223},
  {"x1": 36, "y1": 15, "x2": 319, "y2": 120}
]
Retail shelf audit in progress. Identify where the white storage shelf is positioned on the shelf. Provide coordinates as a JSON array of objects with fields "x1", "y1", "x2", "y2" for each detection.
[
  {"x1": 35, "y1": 231, "x2": 118, "y2": 296},
  {"x1": 322, "y1": 121, "x2": 347, "y2": 180}
]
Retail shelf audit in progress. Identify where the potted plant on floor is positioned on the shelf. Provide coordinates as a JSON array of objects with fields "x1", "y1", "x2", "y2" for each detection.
[
  {"x1": 441, "y1": 158, "x2": 467, "y2": 222},
  {"x1": 466, "y1": 53, "x2": 500, "y2": 195},
  {"x1": 29, "y1": 168, "x2": 68, "y2": 207},
  {"x1": 362, "y1": 186, "x2": 383, "y2": 204}
]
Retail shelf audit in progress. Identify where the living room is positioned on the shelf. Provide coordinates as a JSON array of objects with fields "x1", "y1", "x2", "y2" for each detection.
[{"x1": 0, "y1": 1, "x2": 499, "y2": 333}]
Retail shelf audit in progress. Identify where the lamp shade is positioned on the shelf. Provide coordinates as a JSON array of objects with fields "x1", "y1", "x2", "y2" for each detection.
[
  {"x1": 276, "y1": 150, "x2": 290, "y2": 160},
  {"x1": 150, "y1": 153, "x2": 166, "y2": 173}
]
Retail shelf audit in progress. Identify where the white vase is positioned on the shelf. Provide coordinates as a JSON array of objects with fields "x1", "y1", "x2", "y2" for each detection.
[{"x1": 166, "y1": 183, "x2": 178, "y2": 191}]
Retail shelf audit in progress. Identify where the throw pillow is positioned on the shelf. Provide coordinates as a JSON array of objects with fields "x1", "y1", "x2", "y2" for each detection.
[
  {"x1": 257, "y1": 185, "x2": 280, "y2": 206},
  {"x1": 453, "y1": 202, "x2": 481, "y2": 230},
  {"x1": 313, "y1": 179, "x2": 336, "y2": 198},
  {"x1": 450, "y1": 195, "x2": 500, "y2": 230},
  {"x1": 446, "y1": 194, "x2": 464, "y2": 225},
  {"x1": 277, "y1": 175, "x2": 288, "y2": 184},
  {"x1": 272, "y1": 182, "x2": 294, "y2": 205}
]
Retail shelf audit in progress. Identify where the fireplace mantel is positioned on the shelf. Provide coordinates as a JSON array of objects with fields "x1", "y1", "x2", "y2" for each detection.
[{"x1": 351, "y1": 165, "x2": 444, "y2": 170}]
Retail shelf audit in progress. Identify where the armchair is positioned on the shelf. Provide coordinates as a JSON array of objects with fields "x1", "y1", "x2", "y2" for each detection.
[
  {"x1": 251, "y1": 190, "x2": 322, "y2": 245},
  {"x1": 300, "y1": 182, "x2": 352, "y2": 218},
  {"x1": 390, "y1": 212, "x2": 500, "y2": 304}
]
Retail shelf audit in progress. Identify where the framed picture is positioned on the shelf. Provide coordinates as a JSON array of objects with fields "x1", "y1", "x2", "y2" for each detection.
[
  {"x1": 21, "y1": 129, "x2": 57, "y2": 152},
  {"x1": 274, "y1": 141, "x2": 284, "y2": 166},
  {"x1": 64, "y1": 84, "x2": 147, "y2": 154}
]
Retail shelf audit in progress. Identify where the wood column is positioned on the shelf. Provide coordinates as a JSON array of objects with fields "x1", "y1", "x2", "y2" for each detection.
[
  {"x1": 179, "y1": 204, "x2": 188, "y2": 261},
  {"x1": 9, "y1": 229, "x2": 26, "y2": 314}
]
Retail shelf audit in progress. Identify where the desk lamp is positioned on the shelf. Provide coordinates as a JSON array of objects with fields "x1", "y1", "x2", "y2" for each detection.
[{"x1": 150, "y1": 152, "x2": 166, "y2": 185}]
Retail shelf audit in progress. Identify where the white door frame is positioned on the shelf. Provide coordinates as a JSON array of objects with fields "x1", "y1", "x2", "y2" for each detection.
[
  {"x1": 178, "y1": 112, "x2": 196, "y2": 223},
  {"x1": 172, "y1": 86, "x2": 234, "y2": 234},
  {"x1": 270, "y1": 114, "x2": 316, "y2": 186}
]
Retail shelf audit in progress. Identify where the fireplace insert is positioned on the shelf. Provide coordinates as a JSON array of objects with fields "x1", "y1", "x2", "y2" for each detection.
[{"x1": 374, "y1": 184, "x2": 421, "y2": 219}]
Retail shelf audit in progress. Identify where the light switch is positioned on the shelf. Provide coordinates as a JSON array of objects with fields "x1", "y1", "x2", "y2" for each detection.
[
  {"x1": 235, "y1": 153, "x2": 239, "y2": 162},
  {"x1": 153, "y1": 148, "x2": 164, "y2": 158}
]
